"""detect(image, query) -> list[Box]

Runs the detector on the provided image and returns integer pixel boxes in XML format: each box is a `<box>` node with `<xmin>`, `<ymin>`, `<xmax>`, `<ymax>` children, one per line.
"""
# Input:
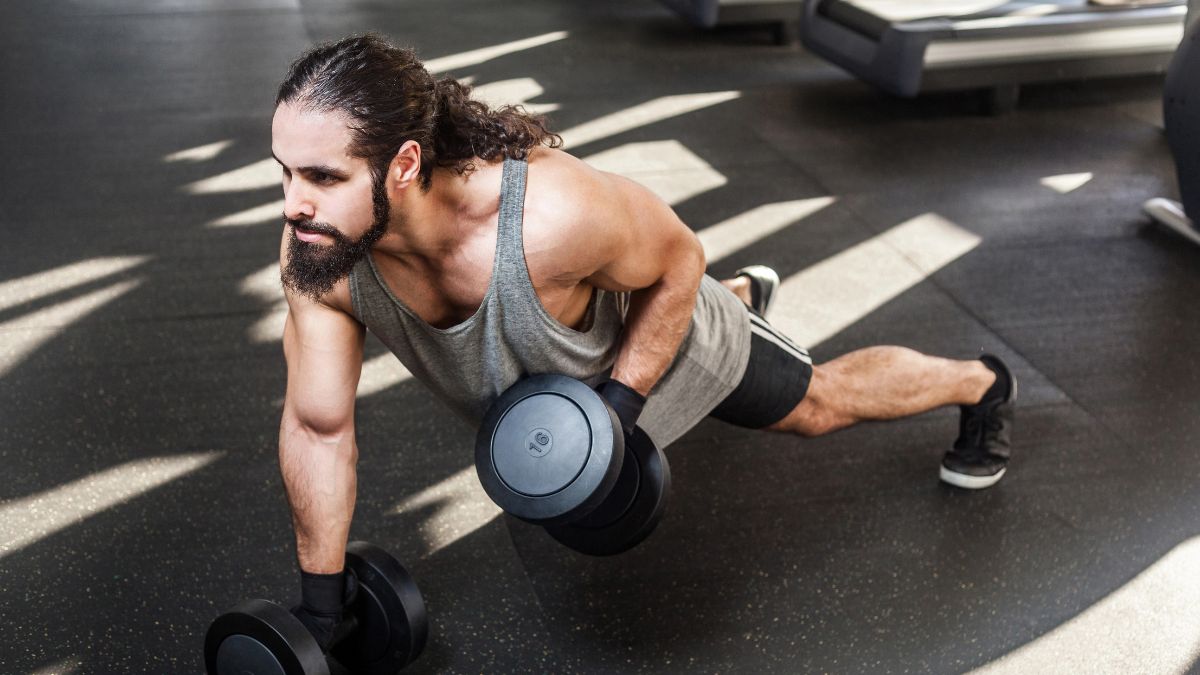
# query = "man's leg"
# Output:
<box><xmin>718</xmin><ymin>274</ymin><xmax>997</xmax><ymax>436</ymax></box>
<box><xmin>764</xmin><ymin>347</ymin><xmax>994</xmax><ymax>436</ymax></box>
<box><xmin>722</xmin><ymin>276</ymin><xmax>751</xmax><ymax>303</ymax></box>
<box><xmin>715</xmin><ymin>267</ymin><xmax>1015</xmax><ymax>488</ymax></box>
<box><xmin>721</xmin><ymin>267</ymin><xmax>781</xmax><ymax>317</ymax></box>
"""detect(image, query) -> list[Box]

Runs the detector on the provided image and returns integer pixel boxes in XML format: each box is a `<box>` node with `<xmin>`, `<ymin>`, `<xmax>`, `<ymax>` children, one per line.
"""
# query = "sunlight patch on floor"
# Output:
<box><xmin>0</xmin><ymin>256</ymin><xmax>148</xmax><ymax>314</ymax></box>
<box><xmin>390</xmin><ymin>465</ymin><xmax>501</xmax><ymax>558</ymax></box>
<box><xmin>770</xmin><ymin>213</ymin><xmax>981</xmax><ymax>347</ymax></box>
<box><xmin>425</xmin><ymin>31</ymin><xmax>569</xmax><ymax>73</ymax></box>
<box><xmin>0</xmin><ymin>279</ymin><xmax>143</xmax><ymax>378</ymax></box>
<box><xmin>1040</xmin><ymin>172</ymin><xmax>1093</xmax><ymax>194</ymax></box>
<box><xmin>699</xmin><ymin>197</ymin><xmax>837</xmax><ymax>264</ymax></box>
<box><xmin>164</xmin><ymin>139</ymin><xmax>234</xmax><ymax>163</ymax></box>
<box><xmin>971</xmin><ymin>535</ymin><xmax>1200</xmax><ymax>675</ymax></box>
<box><xmin>560</xmin><ymin>91</ymin><xmax>740</xmax><ymax>149</ymax></box>
<box><xmin>0</xmin><ymin>453</ymin><xmax>223</xmax><ymax>561</ymax></box>
<box><xmin>584</xmin><ymin>140</ymin><xmax>727</xmax><ymax>206</ymax></box>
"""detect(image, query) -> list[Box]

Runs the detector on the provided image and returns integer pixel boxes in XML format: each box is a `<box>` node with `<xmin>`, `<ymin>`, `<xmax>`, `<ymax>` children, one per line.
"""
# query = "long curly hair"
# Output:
<box><xmin>276</xmin><ymin>34</ymin><xmax>562</xmax><ymax>190</ymax></box>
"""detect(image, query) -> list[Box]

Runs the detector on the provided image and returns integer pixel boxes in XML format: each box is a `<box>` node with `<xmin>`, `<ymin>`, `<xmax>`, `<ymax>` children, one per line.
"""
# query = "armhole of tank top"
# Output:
<box><xmin>496</xmin><ymin>158</ymin><xmax>537</xmax><ymax>300</ymax></box>
<box><xmin>497</xmin><ymin>157</ymin><xmax>620</xmax><ymax>337</ymax></box>
<box><xmin>346</xmin><ymin>257</ymin><xmax>367</xmax><ymax>323</ymax></box>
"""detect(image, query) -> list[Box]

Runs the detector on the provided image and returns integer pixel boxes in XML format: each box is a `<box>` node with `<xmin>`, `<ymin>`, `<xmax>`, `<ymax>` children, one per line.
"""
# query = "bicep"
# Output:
<box><xmin>281</xmin><ymin>296</ymin><xmax>365</xmax><ymax>435</ymax></box>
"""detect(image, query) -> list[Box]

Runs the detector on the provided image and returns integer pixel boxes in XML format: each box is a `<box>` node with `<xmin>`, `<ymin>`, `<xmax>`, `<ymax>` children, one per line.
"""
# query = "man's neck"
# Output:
<box><xmin>374</xmin><ymin>166</ymin><xmax>479</xmax><ymax>263</ymax></box>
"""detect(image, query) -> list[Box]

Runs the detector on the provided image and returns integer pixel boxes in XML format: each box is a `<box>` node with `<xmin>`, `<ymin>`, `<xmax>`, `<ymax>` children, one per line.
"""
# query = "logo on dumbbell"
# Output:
<box><xmin>526</xmin><ymin>428</ymin><xmax>553</xmax><ymax>457</ymax></box>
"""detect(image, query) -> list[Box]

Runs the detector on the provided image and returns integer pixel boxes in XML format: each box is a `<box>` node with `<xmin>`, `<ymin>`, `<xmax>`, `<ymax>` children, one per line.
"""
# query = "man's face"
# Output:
<box><xmin>271</xmin><ymin>102</ymin><xmax>388</xmax><ymax>300</ymax></box>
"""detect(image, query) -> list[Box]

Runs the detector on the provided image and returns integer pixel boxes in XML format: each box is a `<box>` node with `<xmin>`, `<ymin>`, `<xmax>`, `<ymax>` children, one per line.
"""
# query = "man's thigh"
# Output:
<box><xmin>708</xmin><ymin>312</ymin><xmax>813</xmax><ymax>430</ymax></box>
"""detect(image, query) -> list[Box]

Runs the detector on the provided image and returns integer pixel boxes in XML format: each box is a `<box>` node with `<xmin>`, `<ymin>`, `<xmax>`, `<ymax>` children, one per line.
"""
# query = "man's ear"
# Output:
<box><xmin>388</xmin><ymin>140</ymin><xmax>422</xmax><ymax>192</ymax></box>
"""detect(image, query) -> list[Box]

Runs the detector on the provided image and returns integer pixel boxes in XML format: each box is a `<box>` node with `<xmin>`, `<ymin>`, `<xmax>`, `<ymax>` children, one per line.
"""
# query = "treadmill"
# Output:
<box><xmin>657</xmin><ymin>0</ymin><xmax>803</xmax><ymax>43</ymax></box>
<box><xmin>800</xmin><ymin>0</ymin><xmax>1187</xmax><ymax>111</ymax></box>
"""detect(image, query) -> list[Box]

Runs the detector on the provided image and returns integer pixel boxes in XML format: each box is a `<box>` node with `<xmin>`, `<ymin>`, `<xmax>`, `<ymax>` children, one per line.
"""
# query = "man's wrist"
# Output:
<box><xmin>597</xmin><ymin>378</ymin><xmax>647</xmax><ymax>437</ymax></box>
<box><xmin>299</xmin><ymin>569</ymin><xmax>346</xmax><ymax>615</ymax></box>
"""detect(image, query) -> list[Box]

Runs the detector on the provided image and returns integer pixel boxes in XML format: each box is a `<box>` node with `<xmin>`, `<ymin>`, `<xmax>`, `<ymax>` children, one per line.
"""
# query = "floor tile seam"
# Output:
<box><xmin>498</xmin><ymin>530</ymin><xmax>570</xmax><ymax>658</ymax></box>
<box><xmin>789</xmin><ymin>198</ymin><xmax>1157</xmax><ymax>249</ymax></box>
<box><xmin>105</xmin><ymin>307</ymin><xmax>284</xmax><ymax>324</ymax></box>
<box><xmin>1114</xmin><ymin>104</ymin><xmax>1165</xmax><ymax>129</ymax></box>
<box><xmin>543</xmin><ymin>79</ymin><xmax>807</xmax><ymax>105</ymax></box>
<box><xmin>747</xmin><ymin>125</ymin><xmax>878</xmax><ymax>243</ymax></box>
<box><xmin>0</xmin><ymin>310</ymin><xmax>284</xmax><ymax>336</ymax></box>
<box><xmin>577</xmin><ymin>153</ymin><xmax>787</xmax><ymax>175</ymax></box>
<box><xmin>748</xmin><ymin>120</ymin><xmax>841</xmax><ymax>193</ymax></box>
<box><xmin>295</xmin><ymin>0</ymin><xmax>318</xmax><ymax>53</ymax></box>
<box><xmin>0</xmin><ymin>349</ymin><xmax>288</xmax><ymax>373</ymax></box>
<box><xmin>824</xmin><ymin>195</ymin><xmax>1113</xmax><ymax>423</ymax></box>
<box><xmin>928</xmin><ymin>230</ymin><xmax>1154</xmax><ymax>251</ymax></box>
<box><xmin>915</xmin><ymin>269</ymin><xmax>1144</xmax><ymax>462</ymax></box>
<box><xmin>36</xmin><ymin>6</ymin><xmax>305</xmax><ymax>21</ymax></box>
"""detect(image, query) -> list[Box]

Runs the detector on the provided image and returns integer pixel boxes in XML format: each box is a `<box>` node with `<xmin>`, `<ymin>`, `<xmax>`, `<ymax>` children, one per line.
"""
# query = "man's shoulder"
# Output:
<box><xmin>525</xmin><ymin>146</ymin><xmax>600</xmax><ymax>188</ymax></box>
<box><xmin>319</xmin><ymin>277</ymin><xmax>357</xmax><ymax>316</ymax></box>
<box><xmin>523</xmin><ymin>147</ymin><xmax>613</xmax><ymax>231</ymax></box>
<box><xmin>296</xmin><ymin>266</ymin><xmax>356</xmax><ymax>318</ymax></box>
<box><xmin>520</xmin><ymin>148</ymin><xmax>637</xmax><ymax>285</ymax></box>
<box><xmin>282</xmin><ymin>275</ymin><xmax>358</xmax><ymax>323</ymax></box>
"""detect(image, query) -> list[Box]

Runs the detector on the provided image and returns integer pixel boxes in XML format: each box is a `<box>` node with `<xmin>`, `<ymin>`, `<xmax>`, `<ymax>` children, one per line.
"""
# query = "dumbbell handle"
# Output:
<box><xmin>291</xmin><ymin>603</ymin><xmax>361</xmax><ymax>655</ymax></box>
<box><xmin>324</xmin><ymin>611</ymin><xmax>359</xmax><ymax>653</ymax></box>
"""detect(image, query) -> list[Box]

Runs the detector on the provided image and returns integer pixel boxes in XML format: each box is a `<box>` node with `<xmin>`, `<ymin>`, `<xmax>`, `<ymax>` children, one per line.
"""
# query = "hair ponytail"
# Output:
<box><xmin>277</xmin><ymin>34</ymin><xmax>561</xmax><ymax>190</ymax></box>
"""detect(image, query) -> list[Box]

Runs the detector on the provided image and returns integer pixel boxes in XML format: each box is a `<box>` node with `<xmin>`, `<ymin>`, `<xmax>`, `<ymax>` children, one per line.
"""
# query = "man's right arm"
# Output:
<box><xmin>278</xmin><ymin>285</ymin><xmax>365</xmax><ymax>574</ymax></box>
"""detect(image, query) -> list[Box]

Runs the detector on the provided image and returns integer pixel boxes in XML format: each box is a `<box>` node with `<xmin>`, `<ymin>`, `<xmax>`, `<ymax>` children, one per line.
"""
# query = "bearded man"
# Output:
<box><xmin>270</xmin><ymin>35</ymin><xmax>1016</xmax><ymax>649</ymax></box>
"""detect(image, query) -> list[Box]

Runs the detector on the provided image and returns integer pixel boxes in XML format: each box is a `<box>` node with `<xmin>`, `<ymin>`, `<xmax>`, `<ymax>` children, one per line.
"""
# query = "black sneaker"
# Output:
<box><xmin>939</xmin><ymin>354</ymin><xmax>1016</xmax><ymax>489</ymax></box>
<box><xmin>735</xmin><ymin>265</ymin><xmax>780</xmax><ymax>317</ymax></box>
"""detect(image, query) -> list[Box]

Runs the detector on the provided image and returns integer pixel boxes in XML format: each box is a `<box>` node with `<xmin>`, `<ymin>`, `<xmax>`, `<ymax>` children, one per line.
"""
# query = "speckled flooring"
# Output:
<box><xmin>2</xmin><ymin>1</ymin><xmax>1200</xmax><ymax>673</ymax></box>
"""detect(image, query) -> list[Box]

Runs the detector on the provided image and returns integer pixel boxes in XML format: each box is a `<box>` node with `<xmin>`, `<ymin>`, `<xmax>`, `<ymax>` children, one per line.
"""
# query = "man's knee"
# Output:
<box><xmin>765</xmin><ymin>400</ymin><xmax>838</xmax><ymax>437</ymax></box>
<box><xmin>764</xmin><ymin>365</ymin><xmax>852</xmax><ymax>437</ymax></box>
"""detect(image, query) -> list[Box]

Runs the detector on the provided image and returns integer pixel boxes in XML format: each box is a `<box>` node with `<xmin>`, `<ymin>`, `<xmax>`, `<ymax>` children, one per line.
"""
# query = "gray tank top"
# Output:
<box><xmin>348</xmin><ymin>158</ymin><xmax>751</xmax><ymax>448</ymax></box>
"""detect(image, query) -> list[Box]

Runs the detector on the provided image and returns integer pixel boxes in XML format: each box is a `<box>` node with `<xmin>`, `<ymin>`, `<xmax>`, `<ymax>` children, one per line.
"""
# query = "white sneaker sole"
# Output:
<box><xmin>939</xmin><ymin>466</ymin><xmax>1006</xmax><ymax>489</ymax></box>
<box><xmin>1144</xmin><ymin>197</ymin><xmax>1200</xmax><ymax>246</ymax></box>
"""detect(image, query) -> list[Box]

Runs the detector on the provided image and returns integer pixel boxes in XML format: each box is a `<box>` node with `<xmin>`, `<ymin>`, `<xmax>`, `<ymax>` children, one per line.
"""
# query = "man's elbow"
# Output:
<box><xmin>670</xmin><ymin>229</ymin><xmax>706</xmax><ymax>285</ymax></box>
<box><xmin>280</xmin><ymin>406</ymin><xmax>356</xmax><ymax>455</ymax></box>
<box><xmin>687</xmin><ymin>229</ymin><xmax>706</xmax><ymax>272</ymax></box>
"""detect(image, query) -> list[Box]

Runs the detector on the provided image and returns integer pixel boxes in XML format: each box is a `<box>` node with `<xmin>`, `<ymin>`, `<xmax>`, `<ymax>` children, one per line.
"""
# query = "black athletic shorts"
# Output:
<box><xmin>708</xmin><ymin>308</ymin><xmax>814</xmax><ymax>429</ymax></box>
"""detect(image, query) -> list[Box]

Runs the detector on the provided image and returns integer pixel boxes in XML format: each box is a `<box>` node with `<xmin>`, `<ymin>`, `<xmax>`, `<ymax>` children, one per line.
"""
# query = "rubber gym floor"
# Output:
<box><xmin>3</xmin><ymin>0</ymin><xmax>1200</xmax><ymax>673</ymax></box>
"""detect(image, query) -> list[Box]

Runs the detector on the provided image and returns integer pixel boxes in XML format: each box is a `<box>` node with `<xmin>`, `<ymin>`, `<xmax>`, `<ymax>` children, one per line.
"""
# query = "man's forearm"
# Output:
<box><xmin>278</xmin><ymin>417</ymin><xmax>358</xmax><ymax>573</ymax></box>
<box><xmin>609</xmin><ymin>251</ymin><xmax>705</xmax><ymax>397</ymax></box>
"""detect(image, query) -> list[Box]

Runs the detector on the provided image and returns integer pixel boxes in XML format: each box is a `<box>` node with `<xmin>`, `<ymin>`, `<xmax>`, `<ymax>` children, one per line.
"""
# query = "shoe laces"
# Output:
<box><xmin>961</xmin><ymin>403</ymin><xmax>1003</xmax><ymax>447</ymax></box>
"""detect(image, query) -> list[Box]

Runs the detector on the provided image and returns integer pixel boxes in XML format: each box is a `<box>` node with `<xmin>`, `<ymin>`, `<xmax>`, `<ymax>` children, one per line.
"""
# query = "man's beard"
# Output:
<box><xmin>281</xmin><ymin>176</ymin><xmax>390</xmax><ymax>300</ymax></box>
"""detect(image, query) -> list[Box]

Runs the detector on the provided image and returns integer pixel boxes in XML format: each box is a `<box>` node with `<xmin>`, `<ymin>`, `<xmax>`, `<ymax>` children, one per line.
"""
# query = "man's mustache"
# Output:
<box><xmin>284</xmin><ymin>217</ymin><xmax>342</xmax><ymax>238</ymax></box>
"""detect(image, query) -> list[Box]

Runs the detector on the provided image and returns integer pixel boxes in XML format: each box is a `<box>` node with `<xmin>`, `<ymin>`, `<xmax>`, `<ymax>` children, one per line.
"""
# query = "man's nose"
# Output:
<box><xmin>283</xmin><ymin>180</ymin><xmax>315</xmax><ymax>221</ymax></box>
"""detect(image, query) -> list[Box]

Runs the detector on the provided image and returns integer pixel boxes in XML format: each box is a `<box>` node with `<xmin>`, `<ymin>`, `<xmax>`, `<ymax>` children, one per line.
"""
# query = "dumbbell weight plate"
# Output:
<box><xmin>333</xmin><ymin>541</ymin><xmax>428</xmax><ymax>674</ymax></box>
<box><xmin>475</xmin><ymin>374</ymin><xmax>624</xmax><ymax>524</ymax></box>
<box><xmin>205</xmin><ymin>598</ymin><xmax>328</xmax><ymax>675</ymax></box>
<box><xmin>544</xmin><ymin>427</ymin><xmax>671</xmax><ymax>556</ymax></box>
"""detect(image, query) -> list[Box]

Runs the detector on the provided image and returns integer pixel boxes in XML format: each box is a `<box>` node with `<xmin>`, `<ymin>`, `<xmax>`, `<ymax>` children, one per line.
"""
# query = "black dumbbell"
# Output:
<box><xmin>474</xmin><ymin>374</ymin><xmax>671</xmax><ymax>556</ymax></box>
<box><xmin>204</xmin><ymin>541</ymin><xmax>427</xmax><ymax>675</ymax></box>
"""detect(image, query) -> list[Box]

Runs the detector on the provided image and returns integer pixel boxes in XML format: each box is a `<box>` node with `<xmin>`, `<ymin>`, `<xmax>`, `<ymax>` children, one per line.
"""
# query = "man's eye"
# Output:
<box><xmin>312</xmin><ymin>172</ymin><xmax>336</xmax><ymax>184</ymax></box>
